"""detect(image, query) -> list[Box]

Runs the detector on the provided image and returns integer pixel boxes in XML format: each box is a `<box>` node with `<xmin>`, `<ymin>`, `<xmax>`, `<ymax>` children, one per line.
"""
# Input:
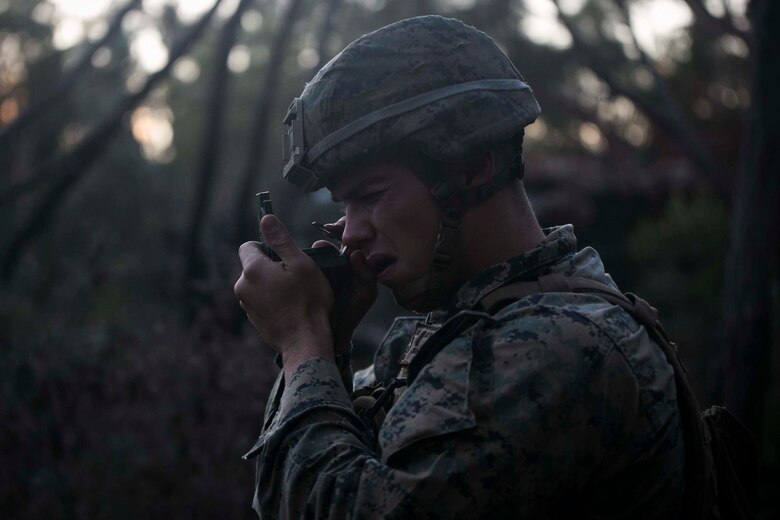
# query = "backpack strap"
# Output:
<box><xmin>480</xmin><ymin>272</ymin><xmax>657</xmax><ymax>328</ymax></box>
<box><xmin>477</xmin><ymin>272</ymin><xmax>717</xmax><ymax>519</ymax></box>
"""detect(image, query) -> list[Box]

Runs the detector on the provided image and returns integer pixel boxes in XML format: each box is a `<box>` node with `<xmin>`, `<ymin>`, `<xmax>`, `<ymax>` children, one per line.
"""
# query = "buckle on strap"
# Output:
<box><xmin>431</xmin><ymin>179</ymin><xmax>459</xmax><ymax>205</ymax></box>
<box><xmin>432</xmin><ymin>214</ymin><xmax>460</xmax><ymax>268</ymax></box>
<box><xmin>285</xmin><ymin>162</ymin><xmax>321</xmax><ymax>192</ymax></box>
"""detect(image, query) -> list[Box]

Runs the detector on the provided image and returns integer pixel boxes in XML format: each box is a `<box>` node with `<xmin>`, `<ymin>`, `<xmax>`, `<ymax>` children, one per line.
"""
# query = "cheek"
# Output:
<box><xmin>388</xmin><ymin>194</ymin><xmax>440</xmax><ymax>263</ymax></box>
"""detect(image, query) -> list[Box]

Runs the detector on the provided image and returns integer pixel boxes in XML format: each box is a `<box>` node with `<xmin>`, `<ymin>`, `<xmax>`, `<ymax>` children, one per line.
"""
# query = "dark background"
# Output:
<box><xmin>0</xmin><ymin>0</ymin><xmax>777</xmax><ymax>517</ymax></box>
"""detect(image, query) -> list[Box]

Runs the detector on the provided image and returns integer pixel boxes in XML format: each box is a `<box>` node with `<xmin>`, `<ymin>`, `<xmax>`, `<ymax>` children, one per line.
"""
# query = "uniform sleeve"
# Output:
<box><xmin>244</xmin><ymin>352</ymin><xmax>353</xmax><ymax>459</ymax></box>
<box><xmin>249</xmin><ymin>354</ymin><xmax>505</xmax><ymax>519</ymax></box>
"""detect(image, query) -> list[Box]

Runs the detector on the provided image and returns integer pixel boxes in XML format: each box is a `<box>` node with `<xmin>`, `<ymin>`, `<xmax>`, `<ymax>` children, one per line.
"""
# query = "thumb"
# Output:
<box><xmin>261</xmin><ymin>215</ymin><xmax>302</xmax><ymax>262</ymax></box>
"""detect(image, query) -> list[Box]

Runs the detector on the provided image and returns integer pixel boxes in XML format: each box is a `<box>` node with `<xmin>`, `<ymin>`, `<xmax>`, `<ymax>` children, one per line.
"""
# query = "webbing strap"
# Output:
<box><xmin>429</xmin><ymin>155</ymin><xmax>523</xmax><ymax>212</ymax></box>
<box><xmin>306</xmin><ymin>79</ymin><xmax>531</xmax><ymax>164</ymax></box>
<box><xmin>479</xmin><ymin>273</ymin><xmax>659</xmax><ymax>324</ymax></box>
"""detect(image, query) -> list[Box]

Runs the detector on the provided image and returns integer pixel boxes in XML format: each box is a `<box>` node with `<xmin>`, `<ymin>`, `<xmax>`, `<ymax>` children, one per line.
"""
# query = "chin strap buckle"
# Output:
<box><xmin>432</xmin><ymin>213</ymin><xmax>460</xmax><ymax>269</ymax></box>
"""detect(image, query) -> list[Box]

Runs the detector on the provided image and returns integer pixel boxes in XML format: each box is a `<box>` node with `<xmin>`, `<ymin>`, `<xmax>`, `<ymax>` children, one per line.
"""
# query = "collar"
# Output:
<box><xmin>430</xmin><ymin>224</ymin><xmax>578</xmax><ymax>322</ymax></box>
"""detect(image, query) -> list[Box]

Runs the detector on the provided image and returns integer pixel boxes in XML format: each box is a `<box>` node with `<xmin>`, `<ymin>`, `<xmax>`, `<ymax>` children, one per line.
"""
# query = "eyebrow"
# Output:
<box><xmin>330</xmin><ymin>173</ymin><xmax>386</xmax><ymax>203</ymax></box>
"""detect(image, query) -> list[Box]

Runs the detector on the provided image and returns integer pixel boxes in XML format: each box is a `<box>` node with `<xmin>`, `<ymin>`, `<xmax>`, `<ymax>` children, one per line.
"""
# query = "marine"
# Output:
<box><xmin>234</xmin><ymin>15</ymin><xmax>685</xmax><ymax>519</ymax></box>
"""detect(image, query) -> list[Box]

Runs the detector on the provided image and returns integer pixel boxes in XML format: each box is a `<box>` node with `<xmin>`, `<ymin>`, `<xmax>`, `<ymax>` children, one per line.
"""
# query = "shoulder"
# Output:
<box><xmin>488</xmin><ymin>291</ymin><xmax>642</xmax><ymax>347</ymax></box>
<box><xmin>477</xmin><ymin>292</ymin><xmax>631</xmax><ymax>384</ymax></box>
<box><xmin>476</xmin><ymin>291</ymin><xmax>679</xmax><ymax>436</ymax></box>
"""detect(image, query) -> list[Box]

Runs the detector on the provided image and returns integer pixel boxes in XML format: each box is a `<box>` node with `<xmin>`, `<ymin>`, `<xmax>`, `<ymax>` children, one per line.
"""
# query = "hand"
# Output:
<box><xmin>314</xmin><ymin>217</ymin><xmax>378</xmax><ymax>354</ymax></box>
<box><xmin>235</xmin><ymin>215</ymin><xmax>334</xmax><ymax>373</ymax></box>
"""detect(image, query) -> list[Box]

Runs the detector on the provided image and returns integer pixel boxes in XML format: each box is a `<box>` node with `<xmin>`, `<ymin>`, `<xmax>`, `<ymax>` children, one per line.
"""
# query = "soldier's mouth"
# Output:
<box><xmin>366</xmin><ymin>255</ymin><xmax>396</xmax><ymax>281</ymax></box>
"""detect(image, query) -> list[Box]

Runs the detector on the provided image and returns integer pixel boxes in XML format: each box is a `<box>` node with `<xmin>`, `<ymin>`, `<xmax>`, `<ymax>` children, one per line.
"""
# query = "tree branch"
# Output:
<box><xmin>0</xmin><ymin>0</ymin><xmax>142</xmax><ymax>147</ymax></box>
<box><xmin>682</xmin><ymin>0</ymin><xmax>753</xmax><ymax>52</ymax></box>
<box><xmin>551</xmin><ymin>0</ymin><xmax>720</xmax><ymax>179</ymax></box>
<box><xmin>1</xmin><ymin>0</ymin><xmax>224</xmax><ymax>280</ymax></box>
<box><xmin>613</xmin><ymin>0</ymin><xmax>719</xmax><ymax>172</ymax></box>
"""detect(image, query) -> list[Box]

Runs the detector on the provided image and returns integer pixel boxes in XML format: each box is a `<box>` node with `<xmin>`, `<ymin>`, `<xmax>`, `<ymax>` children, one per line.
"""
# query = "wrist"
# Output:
<box><xmin>282</xmin><ymin>346</ymin><xmax>333</xmax><ymax>371</ymax></box>
<box><xmin>279</xmin><ymin>316</ymin><xmax>334</xmax><ymax>377</ymax></box>
<box><xmin>278</xmin><ymin>311</ymin><xmax>332</xmax><ymax>352</ymax></box>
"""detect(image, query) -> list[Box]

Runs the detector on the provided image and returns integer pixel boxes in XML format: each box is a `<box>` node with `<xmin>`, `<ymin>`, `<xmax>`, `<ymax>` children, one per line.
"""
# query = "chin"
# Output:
<box><xmin>390</xmin><ymin>283</ymin><xmax>446</xmax><ymax>313</ymax></box>
<box><xmin>390</xmin><ymin>265</ymin><xmax>465</xmax><ymax>313</ymax></box>
<box><xmin>391</xmin><ymin>289</ymin><xmax>425</xmax><ymax>312</ymax></box>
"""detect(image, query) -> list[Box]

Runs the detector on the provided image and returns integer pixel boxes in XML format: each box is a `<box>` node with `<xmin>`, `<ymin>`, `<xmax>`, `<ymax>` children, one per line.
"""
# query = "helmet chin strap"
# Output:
<box><xmin>392</xmin><ymin>213</ymin><xmax>463</xmax><ymax>312</ymax></box>
<box><xmin>394</xmin><ymin>145</ymin><xmax>524</xmax><ymax>313</ymax></box>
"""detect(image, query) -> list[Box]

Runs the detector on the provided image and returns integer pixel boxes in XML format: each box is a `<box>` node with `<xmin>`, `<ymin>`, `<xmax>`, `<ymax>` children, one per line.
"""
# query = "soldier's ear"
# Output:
<box><xmin>447</xmin><ymin>152</ymin><xmax>495</xmax><ymax>189</ymax></box>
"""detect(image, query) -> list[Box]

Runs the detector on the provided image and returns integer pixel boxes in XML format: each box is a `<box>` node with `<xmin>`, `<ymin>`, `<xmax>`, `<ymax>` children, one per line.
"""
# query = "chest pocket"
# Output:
<box><xmin>378</xmin><ymin>334</ymin><xmax>477</xmax><ymax>462</ymax></box>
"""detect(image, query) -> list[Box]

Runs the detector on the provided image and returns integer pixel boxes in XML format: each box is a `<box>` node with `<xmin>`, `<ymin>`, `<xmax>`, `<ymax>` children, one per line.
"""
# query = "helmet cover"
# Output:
<box><xmin>282</xmin><ymin>15</ymin><xmax>541</xmax><ymax>191</ymax></box>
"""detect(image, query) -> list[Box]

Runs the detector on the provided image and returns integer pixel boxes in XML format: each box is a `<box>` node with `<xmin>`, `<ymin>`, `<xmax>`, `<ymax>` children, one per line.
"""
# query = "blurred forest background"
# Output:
<box><xmin>0</xmin><ymin>0</ymin><xmax>777</xmax><ymax>517</ymax></box>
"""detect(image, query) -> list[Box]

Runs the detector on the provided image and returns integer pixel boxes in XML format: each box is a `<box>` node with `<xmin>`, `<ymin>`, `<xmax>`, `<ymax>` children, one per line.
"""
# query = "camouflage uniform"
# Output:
<box><xmin>244</xmin><ymin>225</ymin><xmax>685</xmax><ymax>518</ymax></box>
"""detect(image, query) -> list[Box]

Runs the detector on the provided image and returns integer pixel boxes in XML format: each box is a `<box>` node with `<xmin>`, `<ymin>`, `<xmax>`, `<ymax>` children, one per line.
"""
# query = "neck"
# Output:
<box><xmin>459</xmin><ymin>181</ymin><xmax>545</xmax><ymax>276</ymax></box>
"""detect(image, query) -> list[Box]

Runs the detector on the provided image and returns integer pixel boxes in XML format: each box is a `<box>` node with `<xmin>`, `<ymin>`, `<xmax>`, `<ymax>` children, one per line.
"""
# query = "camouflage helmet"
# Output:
<box><xmin>282</xmin><ymin>15</ymin><xmax>541</xmax><ymax>192</ymax></box>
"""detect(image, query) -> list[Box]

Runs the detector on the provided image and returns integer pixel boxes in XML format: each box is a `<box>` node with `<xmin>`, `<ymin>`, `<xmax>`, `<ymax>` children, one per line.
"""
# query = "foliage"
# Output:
<box><xmin>628</xmin><ymin>193</ymin><xmax>730</xmax><ymax>397</ymax></box>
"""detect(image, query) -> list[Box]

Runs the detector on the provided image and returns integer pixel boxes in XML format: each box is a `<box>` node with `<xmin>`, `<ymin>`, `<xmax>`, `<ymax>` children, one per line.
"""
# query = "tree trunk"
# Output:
<box><xmin>184</xmin><ymin>0</ymin><xmax>255</xmax><ymax>298</ymax></box>
<box><xmin>723</xmin><ymin>0</ymin><xmax>779</xmax><ymax>438</ymax></box>
<box><xmin>232</xmin><ymin>0</ymin><xmax>307</xmax><ymax>244</ymax></box>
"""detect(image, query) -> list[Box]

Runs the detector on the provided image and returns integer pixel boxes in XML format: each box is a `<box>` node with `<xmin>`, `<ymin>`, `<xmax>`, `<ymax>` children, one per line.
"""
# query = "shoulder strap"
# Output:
<box><xmin>407</xmin><ymin>310</ymin><xmax>494</xmax><ymax>383</ymax></box>
<box><xmin>477</xmin><ymin>272</ymin><xmax>717</xmax><ymax>519</ymax></box>
<box><xmin>481</xmin><ymin>273</ymin><xmax>662</xmax><ymax>330</ymax></box>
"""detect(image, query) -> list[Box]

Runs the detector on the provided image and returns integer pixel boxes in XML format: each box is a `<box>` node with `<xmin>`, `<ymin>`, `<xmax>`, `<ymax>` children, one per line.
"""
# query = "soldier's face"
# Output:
<box><xmin>328</xmin><ymin>158</ymin><xmax>442</xmax><ymax>291</ymax></box>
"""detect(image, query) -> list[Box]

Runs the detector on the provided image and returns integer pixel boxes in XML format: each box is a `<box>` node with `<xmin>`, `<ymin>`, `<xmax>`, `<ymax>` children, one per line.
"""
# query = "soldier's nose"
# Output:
<box><xmin>341</xmin><ymin>213</ymin><xmax>374</xmax><ymax>250</ymax></box>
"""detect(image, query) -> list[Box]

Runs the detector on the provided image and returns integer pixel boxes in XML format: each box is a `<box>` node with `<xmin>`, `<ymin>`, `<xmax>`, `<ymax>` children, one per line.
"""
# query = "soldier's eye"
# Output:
<box><xmin>361</xmin><ymin>190</ymin><xmax>385</xmax><ymax>204</ymax></box>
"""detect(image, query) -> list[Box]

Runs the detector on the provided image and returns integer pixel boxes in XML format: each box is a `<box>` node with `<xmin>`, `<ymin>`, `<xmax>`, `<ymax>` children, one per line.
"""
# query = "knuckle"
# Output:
<box><xmin>241</xmin><ymin>260</ymin><xmax>265</xmax><ymax>283</ymax></box>
<box><xmin>234</xmin><ymin>276</ymin><xmax>247</xmax><ymax>298</ymax></box>
<box><xmin>238</xmin><ymin>241</ymin><xmax>258</xmax><ymax>260</ymax></box>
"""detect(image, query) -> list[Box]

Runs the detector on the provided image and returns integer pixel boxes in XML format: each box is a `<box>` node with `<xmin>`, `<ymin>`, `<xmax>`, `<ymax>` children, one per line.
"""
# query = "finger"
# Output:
<box><xmin>260</xmin><ymin>215</ymin><xmax>303</xmax><ymax>262</ymax></box>
<box><xmin>323</xmin><ymin>217</ymin><xmax>346</xmax><ymax>237</ymax></box>
<box><xmin>234</xmin><ymin>275</ymin><xmax>244</xmax><ymax>299</ymax></box>
<box><xmin>238</xmin><ymin>241</ymin><xmax>266</xmax><ymax>269</ymax></box>
<box><xmin>234</xmin><ymin>273</ymin><xmax>252</xmax><ymax>302</ymax></box>
<box><xmin>325</xmin><ymin>216</ymin><xmax>346</xmax><ymax>227</ymax></box>
<box><xmin>311</xmin><ymin>239</ymin><xmax>339</xmax><ymax>249</ymax></box>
